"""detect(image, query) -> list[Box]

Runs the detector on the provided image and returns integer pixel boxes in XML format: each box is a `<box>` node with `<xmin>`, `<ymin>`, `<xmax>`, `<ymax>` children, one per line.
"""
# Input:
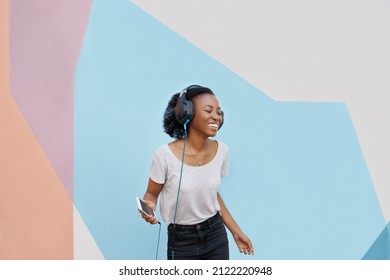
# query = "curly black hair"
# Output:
<box><xmin>163</xmin><ymin>86</ymin><xmax>214</xmax><ymax>139</ymax></box>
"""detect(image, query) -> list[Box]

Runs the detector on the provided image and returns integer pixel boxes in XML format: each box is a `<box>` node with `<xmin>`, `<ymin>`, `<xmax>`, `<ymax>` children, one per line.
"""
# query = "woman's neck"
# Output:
<box><xmin>186</xmin><ymin>132</ymin><xmax>210</xmax><ymax>153</ymax></box>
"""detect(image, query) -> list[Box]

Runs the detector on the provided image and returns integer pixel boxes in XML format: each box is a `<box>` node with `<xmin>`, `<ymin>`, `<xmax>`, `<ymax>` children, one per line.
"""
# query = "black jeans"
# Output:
<box><xmin>167</xmin><ymin>212</ymin><xmax>229</xmax><ymax>260</ymax></box>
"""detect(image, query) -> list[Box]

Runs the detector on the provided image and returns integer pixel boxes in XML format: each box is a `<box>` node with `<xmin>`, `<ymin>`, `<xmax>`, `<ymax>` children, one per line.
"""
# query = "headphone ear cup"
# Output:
<box><xmin>218</xmin><ymin>111</ymin><xmax>224</xmax><ymax>130</ymax></box>
<box><xmin>175</xmin><ymin>94</ymin><xmax>195</xmax><ymax>125</ymax></box>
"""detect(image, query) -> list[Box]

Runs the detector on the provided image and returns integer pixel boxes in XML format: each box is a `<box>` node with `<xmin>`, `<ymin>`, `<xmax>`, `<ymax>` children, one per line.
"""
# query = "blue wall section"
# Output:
<box><xmin>74</xmin><ymin>0</ymin><xmax>385</xmax><ymax>259</ymax></box>
<box><xmin>363</xmin><ymin>222</ymin><xmax>390</xmax><ymax>260</ymax></box>
<box><xmin>221</xmin><ymin>102</ymin><xmax>384</xmax><ymax>259</ymax></box>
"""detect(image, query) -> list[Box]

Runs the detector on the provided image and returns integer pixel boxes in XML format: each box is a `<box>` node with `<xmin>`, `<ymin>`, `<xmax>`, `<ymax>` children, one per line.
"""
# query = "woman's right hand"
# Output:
<box><xmin>140</xmin><ymin>178</ymin><xmax>163</xmax><ymax>225</ymax></box>
<box><xmin>138</xmin><ymin>200</ymin><xmax>159</xmax><ymax>225</ymax></box>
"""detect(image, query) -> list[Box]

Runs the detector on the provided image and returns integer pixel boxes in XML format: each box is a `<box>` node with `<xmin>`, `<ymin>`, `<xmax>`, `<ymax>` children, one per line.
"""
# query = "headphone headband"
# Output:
<box><xmin>185</xmin><ymin>85</ymin><xmax>213</xmax><ymax>99</ymax></box>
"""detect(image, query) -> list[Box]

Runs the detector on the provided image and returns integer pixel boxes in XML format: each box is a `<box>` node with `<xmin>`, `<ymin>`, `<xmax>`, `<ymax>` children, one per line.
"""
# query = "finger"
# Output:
<box><xmin>149</xmin><ymin>216</ymin><xmax>158</xmax><ymax>225</ymax></box>
<box><xmin>239</xmin><ymin>246</ymin><xmax>254</xmax><ymax>255</ymax></box>
<box><xmin>239</xmin><ymin>247</ymin><xmax>247</xmax><ymax>254</ymax></box>
<box><xmin>138</xmin><ymin>210</ymin><xmax>154</xmax><ymax>222</ymax></box>
<box><xmin>249</xmin><ymin>247</ymin><xmax>254</xmax><ymax>256</ymax></box>
<box><xmin>246</xmin><ymin>239</ymin><xmax>253</xmax><ymax>249</ymax></box>
<box><xmin>244</xmin><ymin>240</ymin><xmax>254</xmax><ymax>255</ymax></box>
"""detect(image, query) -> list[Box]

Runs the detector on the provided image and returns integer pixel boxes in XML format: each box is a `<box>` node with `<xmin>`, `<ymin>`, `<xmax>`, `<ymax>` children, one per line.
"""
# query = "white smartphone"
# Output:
<box><xmin>136</xmin><ymin>197</ymin><xmax>156</xmax><ymax>217</ymax></box>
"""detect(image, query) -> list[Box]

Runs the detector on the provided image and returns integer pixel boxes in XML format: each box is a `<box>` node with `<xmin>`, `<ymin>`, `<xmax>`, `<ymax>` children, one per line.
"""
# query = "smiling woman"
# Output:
<box><xmin>138</xmin><ymin>85</ymin><xmax>254</xmax><ymax>260</ymax></box>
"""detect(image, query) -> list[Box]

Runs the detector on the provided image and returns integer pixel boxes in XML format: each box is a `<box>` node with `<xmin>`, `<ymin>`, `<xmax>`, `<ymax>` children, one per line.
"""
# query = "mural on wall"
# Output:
<box><xmin>1</xmin><ymin>0</ymin><xmax>389</xmax><ymax>260</ymax></box>
<box><xmin>0</xmin><ymin>0</ymin><xmax>93</xmax><ymax>259</ymax></box>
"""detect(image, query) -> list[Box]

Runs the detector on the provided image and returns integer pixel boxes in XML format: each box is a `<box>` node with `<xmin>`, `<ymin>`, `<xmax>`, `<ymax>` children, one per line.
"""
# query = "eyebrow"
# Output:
<box><xmin>203</xmin><ymin>104</ymin><xmax>221</xmax><ymax>110</ymax></box>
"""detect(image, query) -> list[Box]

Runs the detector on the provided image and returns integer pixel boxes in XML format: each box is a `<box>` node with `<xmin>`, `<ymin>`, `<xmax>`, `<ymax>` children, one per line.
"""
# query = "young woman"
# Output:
<box><xmin>139</xmin><ymin>85</ymin><xmax>254</xmax><ymax>260</ymax></box>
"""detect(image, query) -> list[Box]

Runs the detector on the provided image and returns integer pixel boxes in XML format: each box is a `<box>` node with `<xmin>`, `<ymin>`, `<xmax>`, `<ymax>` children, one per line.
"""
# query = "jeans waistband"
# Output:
<box><xmin>168</xmin><ymin>212</ymin><xmax>221</xmax><ymax>231</ymax></box>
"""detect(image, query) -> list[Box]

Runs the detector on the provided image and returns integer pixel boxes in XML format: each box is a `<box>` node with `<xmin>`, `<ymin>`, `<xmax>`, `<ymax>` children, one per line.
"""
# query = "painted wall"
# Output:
<box><xmin>1</xmin><ymin>0</ymin><xmax>389</xmax><ymax>260</ymax></box>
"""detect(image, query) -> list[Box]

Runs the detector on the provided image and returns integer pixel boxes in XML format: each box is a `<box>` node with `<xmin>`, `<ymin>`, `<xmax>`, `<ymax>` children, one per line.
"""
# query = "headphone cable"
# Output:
<box><xmin>173</xmin><ymin>121</ymin><xmax>188</xmax><ymax>224</ymax></box>
<box><xmin>155</xmin><ymin>221</ymin><xmax>161</xmax><ymax>260</ymax></box>
<box><xmin>171</xmin><ymin>120</ymin><xmax>189</xmax><ymax>260</ymax></box>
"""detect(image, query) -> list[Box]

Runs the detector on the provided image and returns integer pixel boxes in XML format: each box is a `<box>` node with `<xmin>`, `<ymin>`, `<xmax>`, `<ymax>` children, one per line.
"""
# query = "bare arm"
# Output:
<box><xmin>139</xmin><ymin>178</ymin><xmax>163</xmax><ymax>224</ymax></box>
<box><xmin>218</xmin><ymin>192</ymin><xmax>254</xmax><ymax>255</ymax></box>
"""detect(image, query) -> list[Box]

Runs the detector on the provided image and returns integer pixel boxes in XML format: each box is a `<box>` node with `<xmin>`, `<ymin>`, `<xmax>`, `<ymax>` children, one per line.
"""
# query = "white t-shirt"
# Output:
<box><xmin>149</xmin><ymin>140</ymin><xmax>229</xmax><ymax>225</ymax></box>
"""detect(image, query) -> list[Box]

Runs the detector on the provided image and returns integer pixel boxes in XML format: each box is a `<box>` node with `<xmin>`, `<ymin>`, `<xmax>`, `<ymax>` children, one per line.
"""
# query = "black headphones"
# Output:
<box><xmin>174</xmin><ymin>85</ymin><xmax>224</xmax><ymax>129</ymax></box>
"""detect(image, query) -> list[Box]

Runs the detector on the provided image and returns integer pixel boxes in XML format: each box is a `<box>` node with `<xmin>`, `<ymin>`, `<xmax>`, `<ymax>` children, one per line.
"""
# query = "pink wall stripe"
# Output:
<box><xmin>9</xmin><ymin>0</ymin><xmax>93</xmax><ymax>197</ymax></box>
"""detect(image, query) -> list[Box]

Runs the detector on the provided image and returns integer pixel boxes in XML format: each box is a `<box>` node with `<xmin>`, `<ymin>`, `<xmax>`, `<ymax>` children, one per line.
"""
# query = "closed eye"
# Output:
<box><xmin>203</xmin><ymin>105</ymin><xmax>221</xmax><ymax>113</ymax></box>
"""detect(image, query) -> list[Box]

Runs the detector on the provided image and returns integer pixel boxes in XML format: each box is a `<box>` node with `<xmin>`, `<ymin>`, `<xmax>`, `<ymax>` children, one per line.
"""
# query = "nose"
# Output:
<box><xmin>211</xmin><ymin>112</ymin><xmax>222</xmax><ymax>127</ymax></box>
<box><xmin>211</xmin><ymin>111</ymin><xmax>220</xmax><ymax>120</ymax></box>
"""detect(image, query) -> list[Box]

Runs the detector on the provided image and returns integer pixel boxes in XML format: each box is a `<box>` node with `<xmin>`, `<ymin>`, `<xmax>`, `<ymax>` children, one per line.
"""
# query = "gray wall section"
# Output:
<box><xmin>132</xmin><ymin>0</ymin><xmax>390</xmax><ymax>222</ymax></box>
<box><xmin>74</xmin><ymin>206</ymin><xmax>105</xmax><ymax>259</ymax></box>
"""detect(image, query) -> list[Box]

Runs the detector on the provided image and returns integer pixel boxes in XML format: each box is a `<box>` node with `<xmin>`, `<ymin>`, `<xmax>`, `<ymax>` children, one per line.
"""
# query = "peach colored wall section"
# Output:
<box><xmin>0</xmin><ymin>0</ymin><xmax>73</xmax><ymax>259</ymax></box>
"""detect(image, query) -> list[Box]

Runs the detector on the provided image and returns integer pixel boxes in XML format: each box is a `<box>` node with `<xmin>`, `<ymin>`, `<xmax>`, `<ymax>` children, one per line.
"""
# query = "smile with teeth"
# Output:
<box><xmin>209</xmin><ymin>123</ymin><xmax>218</xmax><ymax>129</ymax></box>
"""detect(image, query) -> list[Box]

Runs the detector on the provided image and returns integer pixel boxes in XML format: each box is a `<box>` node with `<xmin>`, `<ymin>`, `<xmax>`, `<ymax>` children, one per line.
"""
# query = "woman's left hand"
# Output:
<box><xmin>233</xmin><ymin>232</ymin><xmax>254</xmax><ymax>256</ymax></box>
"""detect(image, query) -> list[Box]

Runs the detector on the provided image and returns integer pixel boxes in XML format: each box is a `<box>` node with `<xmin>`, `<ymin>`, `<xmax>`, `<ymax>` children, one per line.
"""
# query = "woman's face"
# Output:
<box><xmin>190</xmin><ymin>93</ymin><xmax>223</xmax><ymax>138</ymax></box>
